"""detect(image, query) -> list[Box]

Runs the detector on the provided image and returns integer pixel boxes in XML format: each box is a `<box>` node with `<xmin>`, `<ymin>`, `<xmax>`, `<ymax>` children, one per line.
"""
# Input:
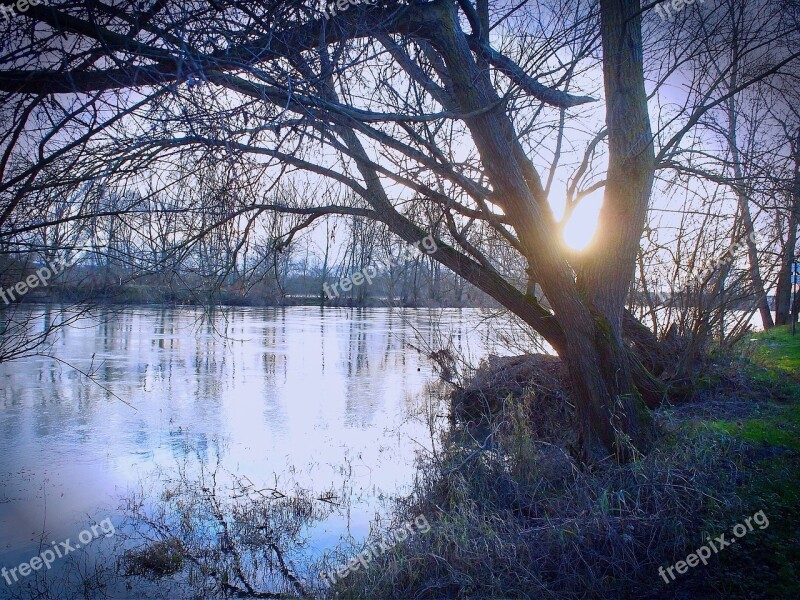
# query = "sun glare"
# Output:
<box><xmin>562</xmin><ymin>191</ymin><xmax>603</xmax><ymax>251</ymax></box>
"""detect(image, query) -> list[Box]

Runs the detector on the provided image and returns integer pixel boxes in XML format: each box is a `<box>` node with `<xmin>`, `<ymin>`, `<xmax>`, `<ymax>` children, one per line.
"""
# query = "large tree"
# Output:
<box><xmin>0</xmin><ymin>0</ymin><xmax>796</xmax><ymax>461</ymax></box>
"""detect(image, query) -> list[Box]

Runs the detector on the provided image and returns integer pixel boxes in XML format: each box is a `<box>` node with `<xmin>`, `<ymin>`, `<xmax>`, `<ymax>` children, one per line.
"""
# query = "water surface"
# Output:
<box><xmin>0</xmin><ymin>306</ymin><xmax>500</xmax><ymax>589</ymax></box>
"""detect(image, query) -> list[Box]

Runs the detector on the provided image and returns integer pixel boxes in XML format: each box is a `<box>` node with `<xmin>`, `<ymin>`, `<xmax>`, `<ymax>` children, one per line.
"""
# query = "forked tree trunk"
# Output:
<box><xmin>325</xmin><ymin>0</ymin><xmax>658</xmax><ymax>462</ymax></box>
<box><xmin>557</xmin><ymin>0</ymin><xmax>657</xmax><ymax>462</ymax></box>
<box><xmin>412</xmin><ymin>0</ymin><xmax>656</xmax><ymax>462</ymax></box>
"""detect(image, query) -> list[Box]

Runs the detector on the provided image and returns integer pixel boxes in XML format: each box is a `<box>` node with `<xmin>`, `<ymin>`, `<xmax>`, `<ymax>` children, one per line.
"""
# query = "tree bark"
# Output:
<box><xmin>564</xmin><ymin>0</ymin><xmax>658</xmax><ymax>460</ymax></box>
<box><xmin>725</xmin><ymin>35</ymin><xmax>774</xmax><ymax>329</ymax></box>
<box><xmin>776</xmin><ymin>129</ymin><xmax>800</xmax><ymax>326</ymax></box>
<box><xmin>413</xmin><ymin>0</ymin><xmax>655</xmax><ymax>462</ymax></box>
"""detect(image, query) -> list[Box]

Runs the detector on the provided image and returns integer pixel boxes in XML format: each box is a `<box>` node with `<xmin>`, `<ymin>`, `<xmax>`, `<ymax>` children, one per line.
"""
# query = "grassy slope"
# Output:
<box><xmin>328</xmin><ymin>327</ymin><xmax>800</xmax><ymax>599</ymax></box>
<box><xmin>702</xmin><ymin>326</ymin><xmax>800</xmax><ymax>598</ymax></box>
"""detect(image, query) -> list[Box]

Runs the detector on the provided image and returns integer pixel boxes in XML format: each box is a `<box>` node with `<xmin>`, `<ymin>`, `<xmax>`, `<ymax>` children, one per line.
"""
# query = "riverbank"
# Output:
<box><xmin>329</xmin><ymin>326</ymin><xmax>800</xmax><ymax>598</ymax></box>
<box><xmin>0</xmin><ymin>285</ymin><xmax>492</xmax><ymax>309</ymax></box>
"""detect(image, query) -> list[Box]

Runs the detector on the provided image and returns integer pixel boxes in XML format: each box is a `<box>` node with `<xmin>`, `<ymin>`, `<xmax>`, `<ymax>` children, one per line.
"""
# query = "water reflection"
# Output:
<box><xmin>0</xmin><ymin>306</ymin><xmax>500</xmax><ymax>575</ymax></box>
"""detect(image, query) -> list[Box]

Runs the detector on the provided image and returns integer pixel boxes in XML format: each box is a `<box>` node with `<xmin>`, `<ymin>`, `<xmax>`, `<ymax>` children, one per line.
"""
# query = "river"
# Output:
<box><xmin>0</xmin><ymin>305</ymin><xmax>507</xmax><ymax>596</ymax></box>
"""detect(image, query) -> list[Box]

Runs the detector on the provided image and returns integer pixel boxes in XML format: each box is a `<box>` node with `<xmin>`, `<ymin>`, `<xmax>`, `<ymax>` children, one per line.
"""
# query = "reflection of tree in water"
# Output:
<box><xmin>340</xmin><ymin>310</ymin><xmax>435</xmax><ymax>428</ymax></box>
<box><xmin>119</xmin><ymin>451</ymin><xmax>342</xmax><ymax>599</ymax></box>
<box><xmin>345</xmin><ymin>314</ymin><xmax>371</xmax><ymax>378</ymax></box>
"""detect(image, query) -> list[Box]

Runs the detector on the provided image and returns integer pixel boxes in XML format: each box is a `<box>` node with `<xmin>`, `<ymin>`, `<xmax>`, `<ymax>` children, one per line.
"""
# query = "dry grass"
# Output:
<box><xmin>330</xmin><ymin>392</ymin><xmax>755</xmax><ymax>599</ymax></box>
<box><xmin>124</xmin><ymin>537</ymin><xmax>185</xmax><ymax>578</ymax></box>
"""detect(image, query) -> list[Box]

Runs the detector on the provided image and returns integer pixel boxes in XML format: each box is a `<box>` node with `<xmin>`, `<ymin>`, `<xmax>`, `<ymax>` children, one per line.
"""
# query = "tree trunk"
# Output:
<box><xmin>776</xmin><ymin>129</ymin><xmax>800</xmax><ymax>326</ymax></box>
<box><xmin>726</xmin><ymin>38</ymin><xmax>773</xmax><ymax>328</ymax></box>
<box><xmin>775</xmin><ymin>212</ymin><xmax>798</xmax><ymax>326</ymax></box>
<box><xmin>735</xmin><ymin>189</ymin><xmax>773</xmax><ymax>328</ymax></box>
<box><xmin>316</xmin><ymin>0</ymin><xmax>658</xmax><ymax>462</ymax></box>
<box><xmin>320</xmin><ymin>219</ymin><xmax>331</xmax><ymax>306</ymax></box>
<box><xmin>564</xmin><ymin>0</ymin><xmax>658</xmax><ymax>462</ymax></box>
<box><xmin>415</xmin><ymin>0</ymin><xmax>655</xmax><ymax>462</ymax></box>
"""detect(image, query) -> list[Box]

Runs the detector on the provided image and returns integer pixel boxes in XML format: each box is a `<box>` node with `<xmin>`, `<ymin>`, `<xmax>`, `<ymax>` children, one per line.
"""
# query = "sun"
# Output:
<box><xmin>562</xmin><ymin>191</ymin><xmax>603</xmax><ymax>251</ymax></box>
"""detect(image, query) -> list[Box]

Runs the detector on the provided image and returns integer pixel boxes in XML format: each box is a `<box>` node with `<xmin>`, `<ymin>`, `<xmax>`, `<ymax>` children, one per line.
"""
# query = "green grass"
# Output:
<box><xmin>746</xmin><ymin>324</ymin><xmax>800</xmax><ymax>378</ymax></box>
<box><xmin>709</xmin><ymin>326</ymin><xmax>800</xmax><ymax>449</ymax></box>
<box><xmin>699</xmin><ymin>325</ymin><xmax>800</xmax><ymax>597</ymax></box>
<box><xmin>708</xmin><ymin>402</ymin><xmax>800</xmax><ymax>451</ymax></box>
